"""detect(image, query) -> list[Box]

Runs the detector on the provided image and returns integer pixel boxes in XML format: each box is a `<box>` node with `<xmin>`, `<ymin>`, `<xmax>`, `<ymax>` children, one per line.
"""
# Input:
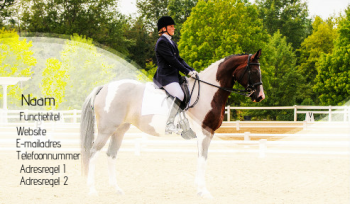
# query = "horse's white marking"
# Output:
<box><xmin>259</xmin><ymin>85</ymin><xmax>265</xmax><ymax>100</ymax></box>
<box><xmin>195</xmin><ymin>156</ymin><xmax>207</xmax><ymax>186</ymax></box>
<box><xmin>186</xmin><ymin>59</ymin><xmax>225</xmax><ymax>125</ymax></box>
<box><xmin>87</xmin><ymin>151</ymin><xmax>99</xmax><ymax>195</ymax></box>
<box><xmin>200</xmin><ymin>59</ymin><xmax>224</xmax><ymax>87</ymax></box>
<box><xmin>149</xmin><ymin>114</ymin><xmax>168</xmax><ymax>136</ymax></box>
<box><xmin>104</xmin><ymin>80</ymin><xmax>141</xmax><ymax>113</ymax></box>
<box><xmin>194</xmin><ymin>129</ymin><xmax>213</xmax><ymax>198</ymax></box>
<box><xmin>108</xmin><ymin>156</ymin><xmax>117</xmax><ymax>185</ymax></box>
<box><xmin>108</xmin><ymin>156</ymin><xmax>124</xmax><ymax>194</ymax></box>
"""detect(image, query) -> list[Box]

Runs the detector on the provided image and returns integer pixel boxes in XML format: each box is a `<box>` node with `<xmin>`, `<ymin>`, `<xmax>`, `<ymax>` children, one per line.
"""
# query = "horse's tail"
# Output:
<box><xmin>80</xmin><ymin>86</ymin><xmax>103</xmax><ymax>177</ymax></box>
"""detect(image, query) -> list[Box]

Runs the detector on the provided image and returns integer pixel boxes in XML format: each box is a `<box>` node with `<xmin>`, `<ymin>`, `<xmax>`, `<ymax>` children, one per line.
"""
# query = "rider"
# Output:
<box><xmin>153</xmin><ymin>16</ymin><xmax>198</xmax><ymax>134</ymax></box>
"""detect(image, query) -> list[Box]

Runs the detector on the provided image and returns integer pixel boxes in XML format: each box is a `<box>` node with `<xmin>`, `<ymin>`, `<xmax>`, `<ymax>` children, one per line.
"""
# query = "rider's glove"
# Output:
<box><xmin>188</xmin><ymin>71</ymin><xmax>198</xmax><ymax>78</ymax></box>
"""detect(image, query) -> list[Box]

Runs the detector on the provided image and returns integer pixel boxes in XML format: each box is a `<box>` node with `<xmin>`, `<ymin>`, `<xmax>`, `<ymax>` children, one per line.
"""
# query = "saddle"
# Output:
<box><xmin>154</xmin><ymin>77</ymin><xmax>195</xmax><ymax>139</ymax></box>
<box><xmin>166</xmin><ymin>76</ymin><xmax>195</xmax><ymax>139</ymax></box>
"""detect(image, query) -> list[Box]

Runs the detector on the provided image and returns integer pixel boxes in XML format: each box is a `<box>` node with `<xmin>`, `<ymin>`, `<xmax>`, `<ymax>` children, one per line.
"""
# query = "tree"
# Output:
<box><xmin>56</xmin><ymin>34</ymin><xmax>116</xmax><ymax>109</ymax></box>
<box><xmin>314</xmin><ymin>7</ymin><xmax>350</xmax><ymax>105</ymax></box>
<box><xmin>256</xmin><ymin>0</ymin><xmax>312</xmax><ymax>50</ymax></box>
<box><xmin>178</xmin><ymin>0</ymin><xmax>268</xmax><ymax>71</ymax></box>
<box><xmin>135</xmin><ymin>0</ymin><xmax>169</xmax><ymax>69</ymax></box>
<box><xmin>0</xmin><ymin>28</ymin><xmax>36</xmax><ymax>107</ymax></box>
<box><xmin>136</xmin><ymin>0</ymin><xmax>169</xmax><ymax>32</ymax></box>
<box><xmin>123</xmin><ymin>17</ymin><xmax>155</xmax><ymax>69</ymax></box>
<box><xmin>133</xmin><ymin>0</ymin><xmax>198</xmax><ymax>68</ymax></box>
<box><xmin>137</xmin><ymin>61</ymin><xmax>157</xmax><ymax>82</ymax></box>
<box><xmin>168</xmin><ymin>0</ymin><xmax>198</xmax><ymax>42</ymax></box>
<box><xmin>242</xmin><ymin>30</ymin><xmax>305</xmax><ymax>120</ymax></box>
<box><xmin>177</xmin><ymin>0</ymin><xmax>269</xmax><ymax>113</ymax></box>
<box><xmin>297</xmin><ymin>16</ymin><xmax>338</xmax><ymax>104</ymax></box>
<box><xmin>41</xmin><ymin>58</ymin><xmax>68</xmax><ymax>110</ymax></box>
<box><xmin>0</xmin><ymin>0</ymin><xmax>16</xmax><ymax>28</ymax></box>
<box><xmin>13</xmin><ymin>0</ymin><xmax>130</xmax><ymax>56</ymax></box>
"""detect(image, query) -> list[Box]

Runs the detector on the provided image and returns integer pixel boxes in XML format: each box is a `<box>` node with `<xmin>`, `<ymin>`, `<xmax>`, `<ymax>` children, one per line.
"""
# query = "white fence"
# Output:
<box><xmin>1</xmin><ymin>121</ymin><xmax>349</xmax><ymax>156</ymax></box>
<box><xmin>221</xmin><ymin>120</ymin><xmax>350</xmax><ymax>131</ymax></box>
<box><xmin>1</xmin><ymin>106</ymin><xmax>349</xmax><ymax>157</ymax></box>
<box><xmin>225</xmin><ymin>105</ymin><xmax>350</xmax><ymax>122</ymax></box>
<box><xmin>1</xmin><ymin>105</ymin><xmax>350</xmax><ymax>123</ymax></box>
<box><xmin>1</xmin><ymin>135</ymin><xmax>349</xmax><ymax>157</ymax></box>
<box><xmin>0</xmin><ymin>109</ymin><xmax>81</xmax><ymax>123</ymax></box>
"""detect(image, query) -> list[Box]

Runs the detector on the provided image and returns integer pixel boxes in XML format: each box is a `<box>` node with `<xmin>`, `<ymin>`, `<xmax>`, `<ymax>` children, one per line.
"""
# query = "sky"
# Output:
<box><xmin>118</xmin><ymin>0</ymin><xmax>350</xmax><ymax>20</ymax></box>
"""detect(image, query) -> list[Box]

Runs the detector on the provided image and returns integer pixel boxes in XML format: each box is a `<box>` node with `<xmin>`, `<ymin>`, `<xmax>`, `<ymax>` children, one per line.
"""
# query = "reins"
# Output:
<box><xmin>185</xmin><ymin>74</ymin><xmax>200</xmax><ymax>110</ymax></box>
<box><xmin>193</xmin><ymin>77</ymin><xmax>254</xmax><ymax>96</ymax></box>
<box><xmin>186</xmin><ymin>54</ymin><xmax>262</xmax><ymax>110</ymax></box>
<box><xmin>185</xmin><ymin>75</ymin><xmax>253</xmax><ymax>111</ymax></box>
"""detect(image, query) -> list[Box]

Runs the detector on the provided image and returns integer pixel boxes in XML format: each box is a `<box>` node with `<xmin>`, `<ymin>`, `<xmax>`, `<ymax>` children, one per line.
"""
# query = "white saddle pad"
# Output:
<box><xmin>141</xmin><ymin>82</ymin><xmax>171</xmax><ymax>116</ymax></box>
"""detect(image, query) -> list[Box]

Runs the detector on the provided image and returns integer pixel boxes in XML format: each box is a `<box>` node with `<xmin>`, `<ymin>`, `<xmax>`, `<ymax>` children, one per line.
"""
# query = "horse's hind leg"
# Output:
<box><xmin>87</xmin><ymin>131</ymin><xmax>112</xmax><ymax>196</ymax></box>
<box><xmin>106</xmin><ymin>123</ymin><xmax>130</xmax><ymax>195</ymax></box>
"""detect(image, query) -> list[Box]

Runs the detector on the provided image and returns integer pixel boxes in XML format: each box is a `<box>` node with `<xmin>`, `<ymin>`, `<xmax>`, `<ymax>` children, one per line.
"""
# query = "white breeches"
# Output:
<box><xmin>163</xmin><ymin>82</ymin><xmax>184</xmax><ymax>101</ymax></box>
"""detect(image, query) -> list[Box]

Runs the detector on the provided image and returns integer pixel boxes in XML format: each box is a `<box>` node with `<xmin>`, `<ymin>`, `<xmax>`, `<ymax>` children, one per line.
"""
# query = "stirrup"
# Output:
<box><xmin>165</xmin><ymin>123</ymin><xmax>176</xmax><ymax>134</ymax></box>
<box><xmin>178</xmin><ymin>111</ymin><xmax>196</xmax><ymax>140</ymax></box>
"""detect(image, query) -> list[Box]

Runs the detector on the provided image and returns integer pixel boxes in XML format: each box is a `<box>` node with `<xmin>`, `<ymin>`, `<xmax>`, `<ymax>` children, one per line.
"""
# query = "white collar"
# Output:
<box><xmin>162</xmin><ymin>33</ymin><xmax>172</xmax><ymax>41</ymax></box>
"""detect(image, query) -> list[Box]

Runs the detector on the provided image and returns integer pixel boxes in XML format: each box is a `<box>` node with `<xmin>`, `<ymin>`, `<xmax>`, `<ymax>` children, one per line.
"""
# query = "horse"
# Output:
<box><xmin>80</xmin><ymin>49</ymin><xmax>265</xmax><ymax>198</ymax></box>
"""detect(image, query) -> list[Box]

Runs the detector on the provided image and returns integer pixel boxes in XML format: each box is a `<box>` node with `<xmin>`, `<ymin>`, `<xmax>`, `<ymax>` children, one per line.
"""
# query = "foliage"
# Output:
<box><xmin>57</xmin><ymin>34</ymin><xmax>116</xmax><ymax>109</ymax></box>
<box><xmin>0</xmin><ymin>0</ymin><xmax>15</xmax><ymax>11</ymax></box>
<box><xmin>135</xmin><ymin>0</ymin><xmax>170</xmax><ymax>64</ymax></box>
<box><xmin>242</xmin><ymin>30</ymin><xmax>305</xmax><ymax>120</ymax></box>
<box><xmin>11</xmin><ymin>0</ymin><xmax>130</xmax><ymax>56</ymax></box>
<box><xmin>137</xmin><ymin>61</ymin><xmax>157</xmax><ymax>82</ymax></box>
<box><xmin>41</xmin><ymin>58</ymin><xmax>67</xmax><ymax>110</ymax></box>
<box><xmin>168</xmin><ymin>0</ymin><xmax>198</xmax><ymax>42</ymax></box>
<box><xmin>263</xmin><ymin>31</ymin><xmax>303</xmax><ymax>106</ymax></box>
<box><xmin>137</xmin><ymin>0</ymin><xmax>169</xmax><ymax>32</ymax></box>
<box><xmin>297</xmin><ymin>16</ymin><xmax>338</xmax><ymax>104</ymax></box>
<box><xmin>314</xmin><ymin>6</ymin><xmax>350</xmax><ymax>105</ymax></box>
<box><xmin>256</xmin><ymin>0</ymin><xmax>312</xmax><ymax>50</ymax></box>
<box><xmin>179</xmin><ymin>0</ymin><xmax>268</xmax><ymax>71</ymax></box>
<box><xmin>1</xmin><ymin>0</ymin><xmax>349</xmax><ymax>121</ymax></box>
<box><xmin>0</xmin><ymin>28</ymin><xmax>36</xmax><ymax>107</ymax></box>
<box><xmin>0</xmin><ymin>0</ymin><xmax>16</xmax><ymax>28</ymax></box>
<box><xmin>123</xmin><ymin>18</ymin><xmax>155</xmax><ymax>69</ymax></box>
<box><xmin>133</xmin><ymin>0</ymin><xmax>198</xmax><ymax>68</ymax></box>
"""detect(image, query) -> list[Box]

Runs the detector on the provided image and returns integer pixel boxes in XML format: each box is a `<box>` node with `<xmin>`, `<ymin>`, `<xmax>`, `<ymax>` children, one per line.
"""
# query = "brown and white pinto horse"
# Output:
<box><xmin>80</xmin><ymin>49</ymin><xmax>265</xmax><ymax>198</ymax></box>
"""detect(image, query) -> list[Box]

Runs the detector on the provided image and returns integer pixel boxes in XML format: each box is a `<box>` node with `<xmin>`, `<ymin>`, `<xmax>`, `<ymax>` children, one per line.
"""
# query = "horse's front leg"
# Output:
<box><xmin>195</xmin><ymin>130</ymin><xmax>213</xmax><ymax>198</ymax></box>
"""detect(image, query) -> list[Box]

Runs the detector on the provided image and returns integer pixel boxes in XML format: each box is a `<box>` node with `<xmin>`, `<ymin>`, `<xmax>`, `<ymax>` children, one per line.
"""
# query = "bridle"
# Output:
<box><xmin>235</xmin><ymin>54</ymin><xmax>262</xmax><ymax>95</ymax></box>
<box><xmin>186</xmin><ymin>54</ymin><xmax>262</xmax><ymax>110</ymax></box>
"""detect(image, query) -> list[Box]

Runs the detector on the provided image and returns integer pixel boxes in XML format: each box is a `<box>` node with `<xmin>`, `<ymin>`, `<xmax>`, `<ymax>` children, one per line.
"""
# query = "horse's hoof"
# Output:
<box><xmin>110</xmin><ymin>183</ymin><xmax>125</xmax><ymax>195</ymax></box>
<box><xmin>115</xmin><ymin>187</ymin><xmax>125</xmax><ymax>195</ymax></box>
<box><xmin>197</xmin><ymin>190</ymin><xmax>214</xmax><ymax>199</ymax></box>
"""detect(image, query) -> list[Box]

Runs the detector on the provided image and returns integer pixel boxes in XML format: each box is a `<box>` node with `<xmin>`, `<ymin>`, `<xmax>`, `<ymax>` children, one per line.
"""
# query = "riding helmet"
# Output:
<box><xmin>157</xmin><ymin>16</ymin><xmax>176</xmax><ymax>32</ymax></box>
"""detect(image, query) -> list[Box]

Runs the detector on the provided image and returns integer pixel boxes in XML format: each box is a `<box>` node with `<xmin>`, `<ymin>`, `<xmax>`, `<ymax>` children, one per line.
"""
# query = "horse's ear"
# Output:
<box><xmin>252</xmin><ymin>49</ymin><xmax>262</xmax><ymax>61</ymax></box>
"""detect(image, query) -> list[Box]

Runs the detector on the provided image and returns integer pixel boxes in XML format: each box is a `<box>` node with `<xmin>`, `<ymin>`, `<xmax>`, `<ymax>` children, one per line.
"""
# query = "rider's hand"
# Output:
<box><xmin>188</xmin><ymin>71</ymin><xmax>198</xmax><ymax>78</ymax></box>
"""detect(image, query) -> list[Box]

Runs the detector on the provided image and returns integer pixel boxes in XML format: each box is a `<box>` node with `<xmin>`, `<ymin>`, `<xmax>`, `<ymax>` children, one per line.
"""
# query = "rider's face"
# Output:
<box><xmin>164</xmin><ymin>25</ymin><xmax>175</xmax><ymax>36</ymax></box>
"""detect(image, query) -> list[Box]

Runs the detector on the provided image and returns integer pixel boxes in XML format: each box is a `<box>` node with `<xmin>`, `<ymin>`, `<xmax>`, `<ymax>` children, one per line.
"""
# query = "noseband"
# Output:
<box><xmin>186</xmin><ymin>54</ymin><xmax>263</xmax><ymax>110</ymax></box>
